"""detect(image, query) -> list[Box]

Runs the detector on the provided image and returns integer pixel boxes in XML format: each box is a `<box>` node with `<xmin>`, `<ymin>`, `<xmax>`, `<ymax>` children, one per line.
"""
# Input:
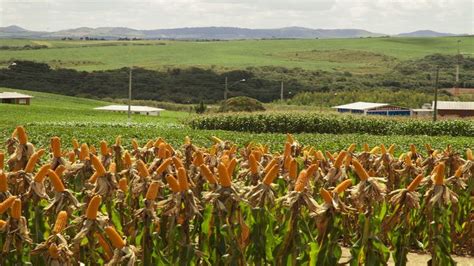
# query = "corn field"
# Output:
<box><xmin>0</xmin><ymin>126</ymin><xmax>472</xmax><ymax>265</ymax></box>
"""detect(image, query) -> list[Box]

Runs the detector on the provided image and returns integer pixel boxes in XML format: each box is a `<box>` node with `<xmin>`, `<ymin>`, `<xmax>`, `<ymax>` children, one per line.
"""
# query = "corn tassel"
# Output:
<box><xmin>218</xmin><ymin>162</ymin><xmax>232</xmax><ymax>187</ymax></box>
<box><xmin>11</xmin><ymin>198</ymin><xmax>21</xmax><ymax>219</ymax></box>
<box><xmin>177</xmin><ymin>167</ymin><xmax>189</xmax><ymax>191</ymax></box>
<box><xmin>48</xmin><ymin>243</ymin><xmax>60</xmax><ymax>259</ymax></box>
<box><xmin>104</xmin><ymin>226</ymin><xmax>126</xmax><ymax>249</ymax></box>
<box><xmin>200</xmin><ymin>164</ymin><xmax>217</xmax><ymax>184</ymax></box>
<box><xmin>262</xmin><ymin>164</ymin><xmax>279</xmax><ymax>185</ymax></box>
<box><xmin>352</xmin><ymin>159</ymin><xmax>369</xmax><ymax>181</ymax></box>
<box><xmin>52</xmin><ymin>211</ymin><xmax>68</xmax><ymax>234</ymax></box>
<box><xmin>320</xmin><ymin>188</ymin><xmax>333</xmax><ymax>204</ymax></box>
<box><xmin>333</xmin><ymin>179</ymin><xmax>353</xmax><ymax>194</ymax></box>
<box><xmin>34</xmin><ymin>164</ymin><xmax>51</xmax><ymax>183</ymax></box>
<box><xmin>91</xmin><ymin>155</ymin><xmax>106</xmax><ymax>177</ymax></box>
<box><xmin>86</xmin><ymin>195</ymin><xmax>102</xmax><ymax>220</ymax></box>
<box><xmin>434</xmin><ymin>162</ymin><xmax>445</xmax><ymax>185</ymax></box>
<box><xmin>16</xmin><ymin>126</ymin><xmax>28</xmax><ymax>145</ymax></box>
<box><xmin>294</xmin><ymin>170</ymin><xmax>308</xmax><ymax>192</ymax></box>
<box><xmin>146</xmin><ymin>181</ymin><xmax>160</xmax><ymax>201</ymax></box>
<box><xmin>136</xmin><ymin>160</ymin><xmax>149</xmax><ymax>178</ymax></box>
<box><xmin>118</xmin><ymin>178</ymin><xmax>128</xmax><ymax>193</ymax></box>
<box><xmin>25</xmin><ymin>149</ymin><xmax>44</xmax><ymax>173</ymax></box>
<box><xmin>51</xmin><ymin>137</ymin><xmax>62</xmax><ymax>158</ymax></box>
<box><xmin>48</xmin><ymin>169</ymin><xmax>66</xmax><ymax>192</ymax></box>
<box><xmin>155</xmin><ymin>158</ymin><xmax>172</xmax><ymax>175</ymax></box>
<box><xmin>334</xmin><ymin>151</ymin><xmax>347</xmax><ymax>168</ymax></box>
<box><xmin>407</xmin><ymin>174</ymin><xmax>424</xmax><ymax>192</ymax></box>
<box><xmin>0</xmin><ymin>172</ymin><xmax>7</xmax><ymax>192</ymax></box>
<box><xmin>248</xmin><ymin>154</ymin><xmax>258</xmax><ymax>174</ymax></box>
<box><xmin>166</xmin><ymin>174</ymin><xmax>181</xmax><ymax>193</ymax></box>
<box><xmin>0</xmin><ymin>196</ymin><xmax>16</xmax><ymax>214</ymax></box>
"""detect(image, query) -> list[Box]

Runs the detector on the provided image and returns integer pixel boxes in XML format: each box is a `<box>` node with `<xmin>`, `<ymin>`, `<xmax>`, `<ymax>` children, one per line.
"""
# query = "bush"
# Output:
<box><xmin>190</xmin><ymin>112</ymin><xmax>474</xmax><ymax>137</ymax></box>
<box><xmin>218</xmin><ymin>96</ymin><xmax>266</xmax><ymax>112</ymax></box>
<box><xmin>194</xmin><ymin>101</ymin><xmax>207</xmax><ymax>114</ymax></box>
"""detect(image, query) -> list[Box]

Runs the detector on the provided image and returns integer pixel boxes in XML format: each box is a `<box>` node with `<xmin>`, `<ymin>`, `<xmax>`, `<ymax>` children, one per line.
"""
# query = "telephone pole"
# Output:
<box><xmin>433</xmin><ymin>67</ymin><xmax>439</xmax><ymax>122</ymax></box>
<box><xmin>128</xmin><ymin>67</ymin><xmax>132</xmax><ymax>123</ymax></box>
<box><xmin>280</xmin><ymin>81</ymin><xmax>284</xmax><ymax>101</ymax></box>
<box><xmin>456</xmin><ymin>40</ymin><xmax>461</xmax><ymax>87</ymax></box>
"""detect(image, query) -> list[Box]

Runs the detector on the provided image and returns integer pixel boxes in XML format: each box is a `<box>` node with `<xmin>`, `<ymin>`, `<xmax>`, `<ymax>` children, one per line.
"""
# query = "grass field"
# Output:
<box><xmin>1</xmin><ymin>37</ymin><xmax>472</xmax><ymax>73</ymax></box>
<box><xmin>0</xmin><ymin>88</ymin><xmax>472</xmax><ymax>153</ymax></box>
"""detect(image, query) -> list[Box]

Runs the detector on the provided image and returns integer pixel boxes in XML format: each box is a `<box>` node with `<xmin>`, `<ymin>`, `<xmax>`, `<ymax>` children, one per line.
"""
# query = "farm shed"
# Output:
<box><xmin>434</xmin><ymin>101</ymin><xmax>474</xmax><ymax>117</ymax></box>
<box><xmin>332</xmin><ymin>102</ymin><xmax>412</xmax><ymax>116</ymax></box>
<box><xmin>0</xmin><ymin>92</ymin><xmax>33</xmax><ymax>105</ymax></box>
<box><xmin>94</xmin><ymin>105</ymin><xmax>164</xmax><ymax>116</ymax></box>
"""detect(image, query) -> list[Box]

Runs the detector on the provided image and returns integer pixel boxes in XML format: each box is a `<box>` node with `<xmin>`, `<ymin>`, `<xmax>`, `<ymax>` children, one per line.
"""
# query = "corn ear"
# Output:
<box><xmin>123</xmin><ymin>152</ymin><xmax>132</xmax><ymax>167</ymax></box>
<box><xmin>363</xmin><ymin>143</ymin><xmax>370</xmax><ymax>152</ymax></box>
<box><xmin>407</xmin><ymin>174</ymin><xmax>424</xmax><ymax>192</ymax></box>
<box><xmin>96</xmin><ymin>232</ymin><xmax>113</xmax><ymax>261</ymax></box>
<box><xmin>158</xmin><ymin>143</ymin><xmax>167</xmax><ymax>159</ymax></box>
<box><xmin>0</xmin><ymin>196</ymin><xmax>16</xmax><ymax>214</ymax></box>
<box><xmin>118</xmin><ymin>177</ymin><xmax>128</xmax><ymax>193</ymax></box>
<box><xmin>79</xmin><ymin>143</ymin><xmax>89</xmax><ymax>161</ymax></box>
<box><xmin>0</xmin><ymin>152</ymin><xmax>3</xmax><ymax>170</ymax></box>
<box><xmin>16</xmin><ymin>126</ymin><xmax>28</xmax><ymax>145</ymax></box>
<box><xmin>218</xmin><ymin>162</ymin><xmax>232</xmax><ymax>187</ymax></box>
<box><xmin>325</xmin><ymin>151</ymin><xmax>335</xmax><ymax>162</ymax></box>
<box><xmin>51</xmin><ymin>137</ymin><xmax>62</xmax><ymax>158</ymax></box>
<box><xmin>88</xmin><ymin>172</ymin><xmax>99</xmax><ymax>184</ymax></box>
<box><xmin>200</xmin><ymin>164</ymin><xmax>217</xmax><ymax>184</ymax></box>
<box><xmin>227</xmin><ymin>157</ymin><xmax>237</xmax><ymax>177</ymax></box>
<box><xmin>388</xmin><ymin>144</ymin><xmax>395</xmax><ymax>155</ymax></box>
<box><xmin>294</xmin><ymin>170</ymin><xmax>308</xmax><ymax>192</ymax></box>
<box><xmin>34</xmin><ymin>164</ymin><xmax>51</xmax><ymax>183</ymax></box>
<box><xmin>306</xmin><ymin>163</ymin><xmax>319</xmax><ymax>178</ymax></box>
<box><xmin>264</xmin><ymin>158</ymin><xmax>278</xmax><ymax>174</ymax></box>
<box><xmin>334</xmin><ymin>151</ymin><xmax>347</xmax><ymax>168</ymax></box>
<box><xmin>166</xmin><ymin>174</ymin><xmax>181</xmax><ymax>193</ymax></box>
<box><xmin>289</xmin><ymin>158</ymin><xmax>297</xmax><ymax>180</ymax></box>
<box><xmin>0</xmin><ymin>220</ymin><xmax>6</xmax><ymax>229</ymax></box>
<box><xmin>434</xmin><ymin>162</ymin><xmax>445</xmax><ymax>185</ymax></box>
<box><xmin>11</xmin><ymin>198</ymin><xmax>21</xmax><ymax>219</ymax></box>
<box><xmin>192</xmin><ymin>151</ymin><xmax>204</xmax><ymax>167</ymax></box>
<box><xmin>283</xmin><ymin>142</ymin><xmax>291</xmax><ymax>158</ymax></box>
<box><xmin>347</xmin><ymin>143</ymin><xmax>356</xmax><ymax>153</ymax></box>
<box><xmin>131</xmin><ymin>139</ymin><xmax>139</xmax><ymax>150</ymax></box>
<box><xmin>48</xmin><ymin>169</ymin><xmax>66</xmax><ymax>192</ymax></box>
<box><xmin>68</xmin><ymin>151</ymin><xmax>75</xmax><ymax>163</ymax></box>
<box><xmin>136</xmin><ymin>159</ymin><xmax>149</xmax><ymax>178</ymax></box>
<box><xmin>52</xmin><ymin>211</ymin><xmax>68</xmax><ymax>234</ymax></box>
<box><xmin>156</xmin><ymin>158</ymin><xmax>172</xmax><ymax>175</ymax></box>
<box><xmin>25</xmin><ymin>149</ymin><xmax>44</xmax><ymax>173</ymax></box>
<box><xmin>248</xmin><ymin>154</ymin><xmax>258</xmax><ymax>175</ymax></box>
<box><xmin>72</xmin><ymin>138</ymin><xmax>79</xmax><ymax>150</ymax></box>
<box><xmin>262</xmin><ymin>164</ymin><xmax>279</xmax><ymax>185</ymax></box>
<box><xmin>104</xmin><ymin>226</ymin><xmax>126</xmax><ymax>249</ymax></box>
<box><xmin>320</xmin><ymin>188</ymin><xmax>333</xmax><ymax>204</ymax></box>
<box><xmin>146</xmin><ymin>181</ymin><xmax>160</xmax><ymax>201</ymax></box>
<box><xmin>86</xmin><ymin>195</ymin><xmax>102</xmax><ymax>220</ymax></box>
<box><xmin>333</xmin><ymin>179</ymin><xmax>353</xmax><ymax>194</ymax></box>
<box><xmin>467</xmin><ymin>148</ymin><xmax>473</xmax><ymax>161</ymax></box>
<box><xmin>172</xmin><ymin>156</ymin><xmax>184</xmax><ymax>170</ymax></box>
<box><xmin>352</xmin><ymin>159</ymin><xmax>369</xmax><ymax>181</ymax></box>
<box><xmin>91</xmin><ymin>155</ymin><xmax>106</xmax><ymax>177</ymax></box>
<box><xmin>0</xmin><ymin>172</ymin><xmax>7</xmax><ymax>192</ymax></box>
<box><xmin>410</xmin><ymin>144</ymin><xmax>417</xmax><ymax>155</ymax></box>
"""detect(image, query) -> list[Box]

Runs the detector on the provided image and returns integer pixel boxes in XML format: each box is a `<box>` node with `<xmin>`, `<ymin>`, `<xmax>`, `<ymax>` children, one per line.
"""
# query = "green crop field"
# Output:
<box><xmin>1</xmin><ymin>37</ymin><xmax>472</xmax><ymax>73</ymax></box>
<box><xmin>0</xmin><ymin>88</ymin><xmax>472</xmax><ymax>153</ymax></box>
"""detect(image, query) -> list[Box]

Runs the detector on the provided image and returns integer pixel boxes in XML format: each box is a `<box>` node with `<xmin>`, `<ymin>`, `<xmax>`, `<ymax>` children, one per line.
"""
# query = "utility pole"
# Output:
<box><xmin>128</xmin><ymin>67</ymin><xmax>132</xmax><ymax>123</ymax></box>
<box><xmin>433</xmin><ymin>67</ymin><xmax>439</xmax><ymax>122</ymax></box>
<box><xmin>280</xmin><ymin>81</ymin><xmax>284</xmax><ymax>101</ymax></box>
<box><xmin>456</xmin><ymin>40</ymin><xmax>461</xmax><ymax>87</ymax></box>
<box><xmin>224</xmin><ymin>76</ymin><xmax>228</xmax><ymax>101</ymax></box>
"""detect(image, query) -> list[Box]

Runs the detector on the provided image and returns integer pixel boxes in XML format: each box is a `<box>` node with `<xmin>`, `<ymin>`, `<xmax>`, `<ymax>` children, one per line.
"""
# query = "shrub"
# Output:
<box><xmin>218</xmin><ymin>96</ymin><xmax>266</xmax><ymax>112</ymax></box>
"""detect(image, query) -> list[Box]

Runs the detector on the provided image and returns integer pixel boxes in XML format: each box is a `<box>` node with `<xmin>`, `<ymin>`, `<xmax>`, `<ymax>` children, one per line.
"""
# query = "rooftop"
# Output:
<box><xmin>433</xmin><ymin>101</ymin><xmax>474</xmax><ymax>110</ymax></box>
<box><xmin>0</xmin><ymin>92</ymin><xmax>33</xmax><ymax>99</ymax></box>
<box><xmin>332</xmin><ymin>101</ymin><xmax>389</xmax><ymax>110</ymax></box>
<box><xmin>94</xmin><ymin>105</ymin><xmax>165</xmax><ymax>112</ymax></box>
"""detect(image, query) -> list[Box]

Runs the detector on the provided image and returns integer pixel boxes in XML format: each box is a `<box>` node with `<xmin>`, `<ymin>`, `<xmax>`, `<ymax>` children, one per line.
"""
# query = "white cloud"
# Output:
<box><xmin>0</xmin><ymin>0</ymin><xmax>472</xmax><ymax>34</ymax></box>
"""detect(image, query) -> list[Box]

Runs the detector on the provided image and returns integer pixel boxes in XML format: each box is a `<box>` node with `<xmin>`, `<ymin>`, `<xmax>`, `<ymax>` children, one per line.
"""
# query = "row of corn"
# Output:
<box><xmin>0</xmin><ymin>126</ymin><xmax>472</xmax><ymax>265</ymax></box>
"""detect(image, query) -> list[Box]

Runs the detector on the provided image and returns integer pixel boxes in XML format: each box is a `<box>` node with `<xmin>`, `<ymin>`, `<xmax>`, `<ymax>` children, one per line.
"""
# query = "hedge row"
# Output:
<box><xmin>189</xmin><ymin>112</ymin><xmax>474</xmax><ymax>136</ymax></box>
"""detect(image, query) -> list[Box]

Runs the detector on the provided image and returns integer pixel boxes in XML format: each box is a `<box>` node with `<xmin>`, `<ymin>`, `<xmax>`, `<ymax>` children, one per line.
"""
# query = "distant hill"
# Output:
<box><xmin>396</xmin><ymin>30</ymin><xmax>457</xmax><ymax>37</ymax></box>
<box><xmin>0</xmin><ymin>25</ymin><xmax>384</xmax><ymax>39</ymax></box>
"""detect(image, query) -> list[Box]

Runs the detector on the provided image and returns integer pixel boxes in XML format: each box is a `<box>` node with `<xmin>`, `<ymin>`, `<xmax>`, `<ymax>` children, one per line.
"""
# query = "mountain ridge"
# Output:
<box><xmin>0</xmin><ymin>25</ymin><xmax>461</xmax><ymax>39</ymax></box>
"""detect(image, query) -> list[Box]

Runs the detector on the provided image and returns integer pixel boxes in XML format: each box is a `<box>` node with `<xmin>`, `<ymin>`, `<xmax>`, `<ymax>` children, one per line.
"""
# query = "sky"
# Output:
<box><xmin>0</xmin><ymin>0</ymin><xmax>472</xmax><ymax>34</ymax></box>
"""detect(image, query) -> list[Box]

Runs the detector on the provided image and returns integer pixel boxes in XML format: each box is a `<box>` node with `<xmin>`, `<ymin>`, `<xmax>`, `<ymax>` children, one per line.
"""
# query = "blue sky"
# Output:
<box><xmin>1</xmin><ymin>0</ymin><xmax>472</xmax><ymax>34</ymax></box>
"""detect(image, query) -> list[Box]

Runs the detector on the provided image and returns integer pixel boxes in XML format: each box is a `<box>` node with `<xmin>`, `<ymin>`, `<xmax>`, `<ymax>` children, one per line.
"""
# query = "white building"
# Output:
<box><xmin>94</xmin><ymin>105</ymin><xmax>164</xmax><ymax>116</ymax></box>
<box><xmin>0</xmin><ymin>92</ymin><xmax>33</xmax><ymax>105</ymax></box>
